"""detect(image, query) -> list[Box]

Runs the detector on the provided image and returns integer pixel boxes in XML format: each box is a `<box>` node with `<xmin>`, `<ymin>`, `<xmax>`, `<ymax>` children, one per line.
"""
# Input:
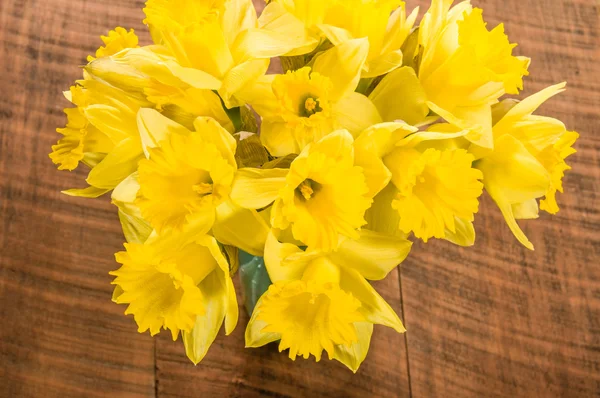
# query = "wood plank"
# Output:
<box><xmin>401</xmin><ymin>0</ymin><xmax>600</xmax><ymax>396</ymax></box>
<box><xmin>0</xmin><ymin>1</ymin><xmax>155</xmax><ymax>397</ymax></box>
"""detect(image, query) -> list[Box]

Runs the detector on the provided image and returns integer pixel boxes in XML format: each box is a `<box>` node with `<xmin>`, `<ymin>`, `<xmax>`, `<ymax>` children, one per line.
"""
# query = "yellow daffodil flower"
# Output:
<box><xmin>245</xmin><ymin>230</ymin><xmax>410</xmax><ymax>371</ymax></box>
<box><xmin>111</xmin><ymin>231</ymin><xmax>238</xmax><ymax>364</ymax></box>
<box><xmin>371</xmin><ymin>0</ymin><xmax>530</xmax><ymax>148</ymax></box>
<box><xmin>476</xmin><ymin>83</ymin><xmax>578</xmax><ymax>250</ymax></box>
<box><xmin>354</xmin><ymin>122</ymin><xmax>484</xmax><ymax>244</ymax></box>
<box><xmin>49</xmin><ymin>79</ymin><xmax>150</xmax><ymax>198</ymax></box>
<box><xmin>238</xmin><ymin>39</ymin><xmax>382</xmax><ymax>156</ymax></box>
<box><xmin>129</xmin><ymin>110</ymin><xmax>269</xmax><ymax>255</ymax></box>
<box><xmin>230</xmin><ymin>130</ymin><xmax>372</xmax><ymax>251</ymax></box>
<box><xmin>259</xmin><ymin>0</ymin><xmax>417</xmax><ymax>77</ymax></box>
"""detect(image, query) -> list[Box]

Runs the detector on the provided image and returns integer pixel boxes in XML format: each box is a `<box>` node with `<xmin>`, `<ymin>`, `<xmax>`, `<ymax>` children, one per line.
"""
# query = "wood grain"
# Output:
<box><xmin>0</xmin><ymin>1</ymin><xmax>155</xmax><ymax>397</ymax></box>
<box><xmin>1</xmin><ymin>0</ymin><xmax>599</xmax><ymax>397</ymax></box>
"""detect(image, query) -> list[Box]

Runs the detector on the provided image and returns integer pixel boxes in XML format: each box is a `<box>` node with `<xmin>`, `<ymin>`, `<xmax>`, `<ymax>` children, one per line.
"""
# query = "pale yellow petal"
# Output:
<box><xmin>333</xmin><ymin>92</ymin><xmax>382</xmax><ymax>137</ymax></box>
<box><xmin>332</xmin><ymin>322</ymin><xmax>373</xmax><ymax>373</ymax></box>
<box><xmin>512</xmin><ymin>199</ymin><xmax>540</xmax><ymax>220</ymax></box>
<box><xmin>443</xmin><ymin>217</ymin><xmax>476</xmax><ymax>247</ymax></box>
<box><xmin>192</xmin><ymin>117</ymin><xmax>237</xmax><ymax>168</ymax></box>
<box><xmin>182</xmin><ymin>269</ymin><xmax>228</xmax><ymax>365</ymax></box>
<box><xmin>213</xmin><ymin>200</ymin><xmax>270</xmax><ymax>257</ymax></box>
<box><xmin>362</xmin><ymin>49</ymin><xmax>404</xmax><ymax>78</ymax></box>
<box><xmin>118</xmin><ymin>209</ymin><xmax>152</xmax><ymax>244</ymax></box>
<box><xmin>86</xmin><ymin>137</ymin><xmax>144</xmax><ymax>189</ymax></box>
<box><xmin>245</xmin><ymin>295</ymin><xmax>281</xmax><ymax>348</ymax></box>
<box><xmin>260</xmin><ymin>121</ymin><xmax>298</xmax><ymax>157</ymax></box>
<box><xmin>224</xmin><ymin>273</ymin><xmax>239</xmax><ymax>335</ymax></box>
<box><xmin>112</xmin><ymin>172</ymin><xmax>140</xmax><ymax>206</ymax></box>
<box><xmin>62</xmin><ymin>186</ymin><xmax>111</xmax><ymax>198</ymax></box>
<box><xmin>257</xmin><ymin>1</ymin><xmax>319</xmax><ymax>56</ymax></box>
<box><xmin>312</xmin><ymin>38</ymin><xmax>370</xmax><ymax>101</ymax></box>
<box><xmin>427</xmin><ymin>101</ymin><xmax>494</xmax><ymax>149</ymax></box>
<box><xmin>84</xmin><ymin>104</ymin><xmax>136</xmax><ymax>143</ymax></box>
<box><xmin>332</xmin><ymin>230</ymin><xmax>412</xmax><ymax>281</ymax></box>
<box><xmin>230</xmin><ymin>168</ymin><xmax>288</xmax><ymax>209</ymax></box>
<box><xmin>368</xmin><ymin>67</ymin><xmax>429</xmax><ymax>125</ymax></box>
<box><xmin>222</xmin><ymin>0</ymin><xmax>258</xmax><ymax>47</ymax></box>
<box><xmin>137</xmin><ymin>108</ymin><xmax>190</xmax><ymax>158</ymax></box>
<box><xmin>382</xmin><ymin>6</ymin><xmax>419</xmax><ymax>54</ymax></box>
<box><xmin>263</xmin><ymin>231</ymin><xmax>306</xmax><ymax>283</ymax></box>
<box><xmin>496</xmin><ymin>83</ymin><xmax>567</xmax><ymax>131</ymax></box>
<box><xmin>363</xmin><ymin>183</ymin><xmax>406</xmax><ymax>238</ymax></box>
<box><xmin>316</xmin><ymin>24</ymin><xmax>354</xmax><ymax>46</ymax></box>
<box><xmin>219</xmin><ymin>59</ymin><xmax>270</xmax><ymax>108</ymax></box>
<box><xmin>339</xmin><ymin>268</ymin><xmax>405</xmax><ymax>333</ymax></box>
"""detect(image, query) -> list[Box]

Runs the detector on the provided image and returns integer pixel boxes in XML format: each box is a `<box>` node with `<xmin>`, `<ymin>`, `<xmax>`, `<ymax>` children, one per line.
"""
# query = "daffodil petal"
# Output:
<box><xmin>443</xmin><ymin>217</ymin><xmax>476</xmax><ymax>247</ymax></box>
<box><xmin>230</xmin><ymin>168</ymin><xmax>288</xmax><ymax>209</ymax></box>
<box><xmin>512</xmin><ymin>199</ymin><xmax>540</xmax><ymax>220</ymax></box>
<box><xmin>333</xmin><ymin>92</ymin><xmax>382</xmax><ymax>136</ymax></box>
<box><xmin>477</xmin><ymin>134</ymin><xmax>550</xmax><ymax>205</ymax></box>
<box><xmin>332</xmin><ymin>230</ymin><xmax>412</xmax><ymax>280</ymax></box>
<box><xmin>62</xmin><ymin>186</ymin><xmax>111</xmax><ymax>198</ymax></box>
<box><xmin>112</xmin><ymin>172</ymin><xmax>140</xmax><ymax>206</ymax></box>
<box><xmin>362</xmin><ymin>49</ymin><xmax>404</xmax><ymax>78</ymax></box>
<box><xmin>182</xmin><ymin>269</ymin><xmax>228</xmax><ymax>365</ymax></box>
<box><xmin>222</xmin><ymin>0</ymin><xmax>258</xmax><ymax>48</ymax></box>
<box><xmin>363</xmin><ymin>184</ymin><xmax>406</xmax><ymax>238</ymax></box>
<box><xmin>333</xmin><ymin>322</ymin><xmax>373</xmax><ymax>373</ymax></box>
<box><xmin>316</xmin><ymin>24</ymin><xmax>354</xmax><ymax>46</ymax></box>
<box><xmin>219</xmin><ymin>59</ymin><xmax>270</xmax><ymax>108</ymax></box>
<box><xmin>257</xmin><ymin>1</ymin><xmax>319</xmax><ymax>57</ymax></box>
<box><xmin>495</xmin><ymin>83</ymin><xmax>566</xmax><ymax>131</ymax></box>
<box><xmin>192</xmin><ymin>117</ymin><xmax>237</xmax><ymax>168</ymax></box>
<box><xmin>245</xmin><ymin>295</ymin><xmax>281</xmax><ymax>348</ymax></box>
<box><xmin>118</xmin><ymin>209</ymin><xmax>153</xmax><ymax>244</ymax></box>
<box><xmin>263</xmin><ymin>231</ymin><xmax>306</xmax><ymax>283</ymax></box>
<box><xmin>84</xmin><ymin>104</ymin><xmax>137</xmax><ymax>143</ymax></box>
<box><xmin>213</xmin><ymin>200</ymin><xmax>270</xmax><ymax>257</ymax></box>
<box><xmin>312</xmin><ymin>38</ymin><xmax>370</xmax><ymax>101</ymax></box>
<box><xmin>137</xmin><ymin>108</ymin><xmax>190</xmax><ymax>158</ymax></box>
<box><xmin>86</xmin><ymin>137</ymin><xmax>143</xmax><ymax>190</ymax></box>
<box><xmin>427</xmin><ymin>101</ymin><xmax>494</xmax><ymax>149</ymax></box>
<box><xmin>339</xmin><ymin>267</ymin><xmax>405</xmax><ymax>333</ymax></box>
<box><xmin>368</xmin><ymin>67</ymin><xmax>428</xmax><ymax>125</ymax></box>
<box><xmin>260</xmin><ymin>121</ymin><xmax>298</xmax><ymax>157</ymax></box>
<box><xmin>382</xmin><ymin>6</ymin><xmax>419</xmax><ymax>54</ymax></box>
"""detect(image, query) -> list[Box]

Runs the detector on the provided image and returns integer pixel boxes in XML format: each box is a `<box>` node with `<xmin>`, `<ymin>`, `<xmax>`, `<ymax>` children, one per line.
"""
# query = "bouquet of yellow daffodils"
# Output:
<box><xmin>50</xmin><ymin>0</ymin><xmax>578</xmax><ymax>372</ymax></box>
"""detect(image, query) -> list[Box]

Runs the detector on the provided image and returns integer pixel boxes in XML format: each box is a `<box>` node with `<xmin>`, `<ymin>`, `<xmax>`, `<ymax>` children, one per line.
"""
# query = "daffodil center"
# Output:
<box><xmin>193</xmin><ymin>182</ymin><xmax>213</xmax><ymax>197</ymax></box>
<box><xmin>301</xmin><ymin>96</ymin><xmax>322</xmax><ymax>117</ymax></box>
<box><xmin>296</xmin><ymin>179</ymin><xmax>321</xmax><ymax>201</ymax></box>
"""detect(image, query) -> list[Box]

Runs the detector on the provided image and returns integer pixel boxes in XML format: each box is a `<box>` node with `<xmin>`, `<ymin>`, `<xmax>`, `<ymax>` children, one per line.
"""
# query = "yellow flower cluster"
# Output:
<box><xmin>50</xmin><ymin>0</ymin><xmax>578</xmax><ymax>371</ymax></box>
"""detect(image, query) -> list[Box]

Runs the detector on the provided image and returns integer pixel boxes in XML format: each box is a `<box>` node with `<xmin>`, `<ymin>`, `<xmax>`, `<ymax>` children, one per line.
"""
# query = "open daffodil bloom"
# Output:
<box><xmin>238</xmin><ymin>39</ymin><xmax>382</xmax><ymax>156</ymax></box>
<box><xmin>355</xmin><ymin>122</ymin><xmax>483</xmax><ymax>244</ymax></box>
<box><xmin>476</xmin><ymin>83</ymin><xmax>578</xmax><ymax>250</ymax></box>
<box><xmin>111</xmin><ymin>231</ymin><xmax>238</xmax><ymax>364</ymax></box>
<box><xmin>231</xmin><ymin>130</ymin><xmax>372</xmax><ymax>251</ymax></box>
<box><xmin>246</xmin><ymin>231</ymin><xmax>410</xmax><ymax>371</ymax></box>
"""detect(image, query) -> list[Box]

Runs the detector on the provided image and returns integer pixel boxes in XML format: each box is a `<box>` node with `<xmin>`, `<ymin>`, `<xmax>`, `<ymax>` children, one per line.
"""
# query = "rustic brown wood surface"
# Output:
<box><xmin>0</xmin><ymin>0</ymin><xmax>598</xmax><ymax>397</ymax></box>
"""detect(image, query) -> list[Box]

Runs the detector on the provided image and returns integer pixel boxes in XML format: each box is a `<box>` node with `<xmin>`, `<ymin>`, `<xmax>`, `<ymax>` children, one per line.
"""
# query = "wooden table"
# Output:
<box><xmin>1</xmin><ymin>0</ymin><xmax>598</xmax><ymax>396</ymax></box>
